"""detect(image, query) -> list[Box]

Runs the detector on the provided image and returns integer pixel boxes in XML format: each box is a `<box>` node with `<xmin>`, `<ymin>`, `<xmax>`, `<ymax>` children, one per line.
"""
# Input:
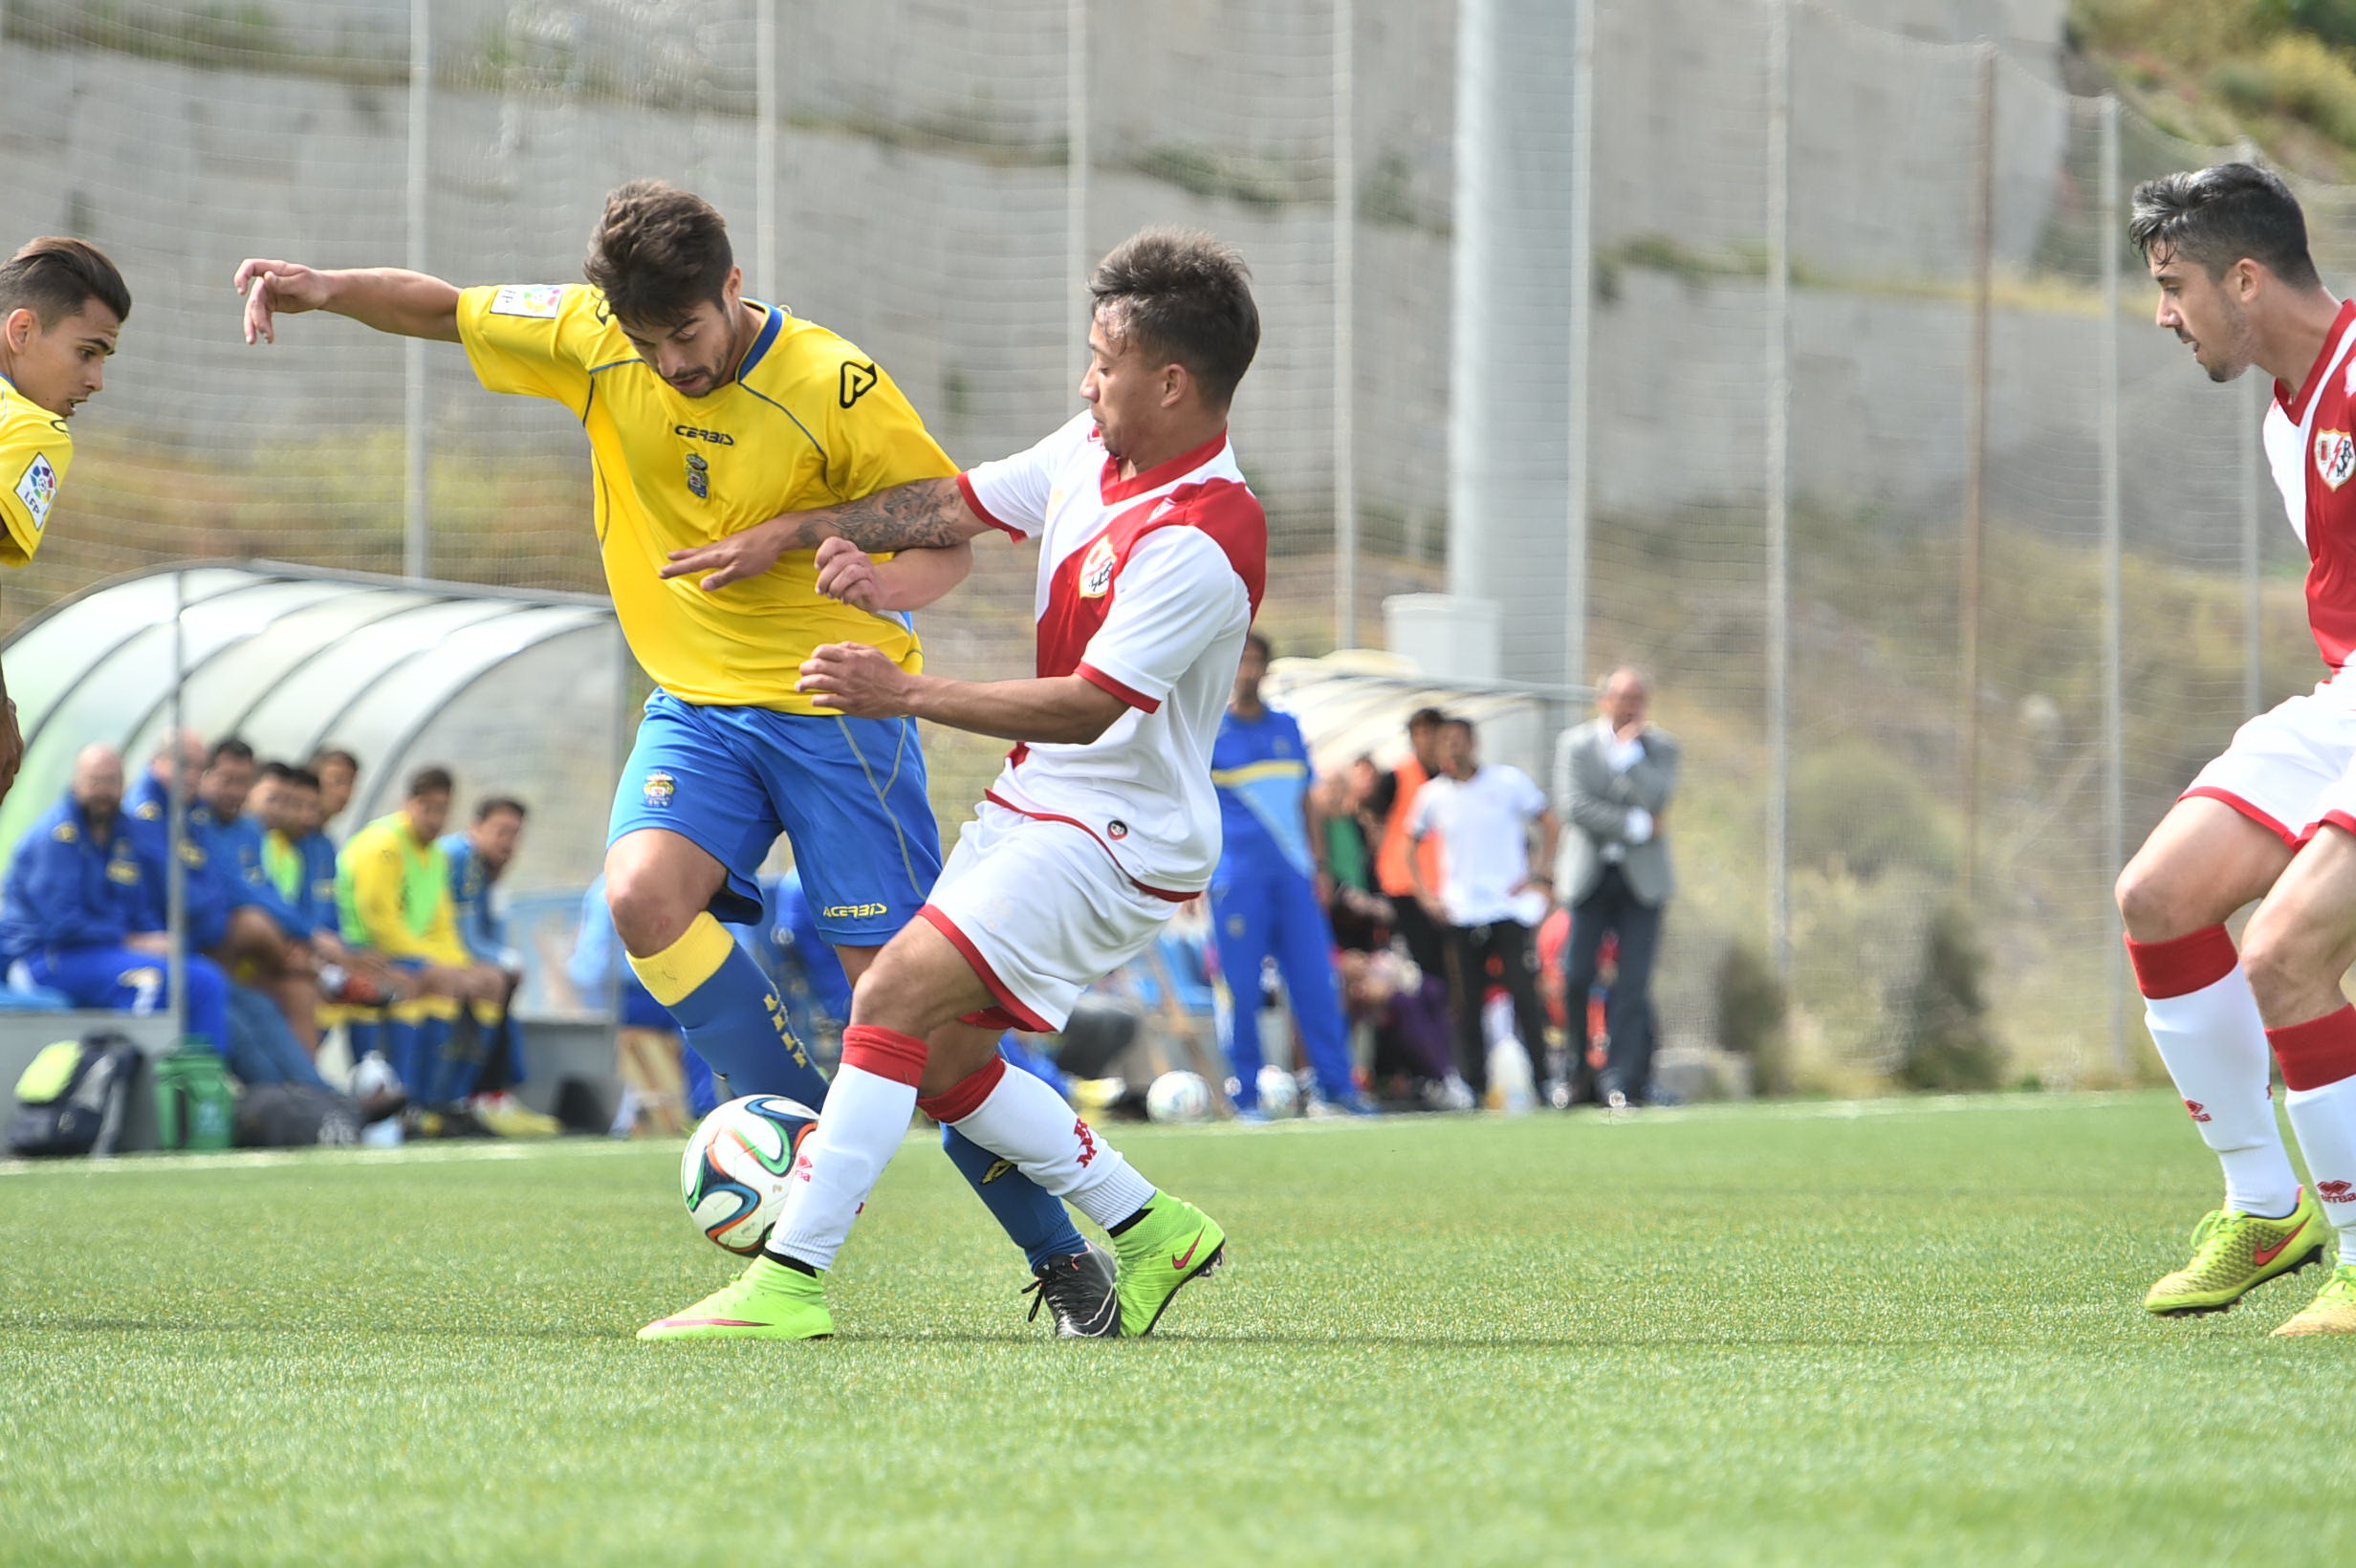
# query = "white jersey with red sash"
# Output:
<box><xmin>957</xmin><ymin>412</ymin><xmax>1266</xmax><ymax>894</ymax></box>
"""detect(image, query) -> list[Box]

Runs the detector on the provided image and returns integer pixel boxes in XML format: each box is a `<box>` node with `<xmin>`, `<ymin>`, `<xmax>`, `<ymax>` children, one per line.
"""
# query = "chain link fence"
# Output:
<box><xmin>0</xmin><ymin>0</ymin><xmax>2339</xmax><ymax>1088</ymax></box>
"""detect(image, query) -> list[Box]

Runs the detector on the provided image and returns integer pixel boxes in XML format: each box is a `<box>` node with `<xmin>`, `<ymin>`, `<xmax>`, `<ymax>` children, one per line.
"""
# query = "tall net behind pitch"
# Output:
<box><xmin>7</xmin><ymin>0</ymin><xmax>2352</xmax><ymax>1088</ymax></box>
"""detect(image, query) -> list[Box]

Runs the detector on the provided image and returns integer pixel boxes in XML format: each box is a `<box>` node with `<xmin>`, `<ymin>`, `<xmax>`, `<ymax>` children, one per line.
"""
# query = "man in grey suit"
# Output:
<box><xmin>1555</xmin><ymin>667</ymin><xmax>1679</xmax><ymax>1108</ymax></box>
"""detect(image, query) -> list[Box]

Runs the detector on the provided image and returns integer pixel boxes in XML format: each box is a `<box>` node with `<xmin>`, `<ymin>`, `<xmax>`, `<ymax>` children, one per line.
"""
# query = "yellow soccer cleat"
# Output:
<box><xmin>2274</xmin><ymin>1261</ymin><xmax>2356</xmax><ymax>1337</ymax></box>
<box><xmin>2144</xmin><ymin>1189</ymin><xmax>2327</xmax><ymax>1317</ymax></box>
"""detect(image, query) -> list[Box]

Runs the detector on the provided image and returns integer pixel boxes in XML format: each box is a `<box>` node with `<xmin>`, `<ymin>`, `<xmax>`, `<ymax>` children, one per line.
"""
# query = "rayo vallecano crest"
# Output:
<box><xmin>1079</xmin><ymin>534</ymin><xmax>1117</xmax><ymax>597</ymax></box>
<box><xmin>2318</xmin><ymin>428</ymin><xmax>2356</xmax><ymax>491</ymax></box>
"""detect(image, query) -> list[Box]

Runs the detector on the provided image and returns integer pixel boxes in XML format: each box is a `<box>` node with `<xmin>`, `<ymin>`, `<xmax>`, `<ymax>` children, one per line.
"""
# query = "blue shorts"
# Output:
<box><xmin>609</xmin><ymin>691</ymin><xmax>943</xmax><ymax>947</ymax></box>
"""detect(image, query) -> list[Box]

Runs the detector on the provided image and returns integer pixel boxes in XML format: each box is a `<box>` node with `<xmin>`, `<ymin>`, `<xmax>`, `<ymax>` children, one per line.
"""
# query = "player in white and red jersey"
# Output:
<box><xmin>2118</xmin><ymin>163</ymin><xmax>2356</xmax><ymax>1335</ymax></box>
<box><xmin>642</xmin><ymin>229</ymin><xmax>1261</xmax><ymax>1341</ymax></box>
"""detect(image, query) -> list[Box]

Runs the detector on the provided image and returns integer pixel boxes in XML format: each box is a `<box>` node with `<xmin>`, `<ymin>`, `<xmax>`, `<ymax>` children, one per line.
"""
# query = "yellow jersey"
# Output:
<box><xmin>0</xmin><ymin>373</ymin><xmax>70</xmax><ymax>568</ymax></box>
<box><xmin>455</xmin><ymin>284</ymin><xmax>957</xmax><ymax>712</ymax></box>
<box><xmin>337</xmin><ymin>812</ymin><xmax>468</xmax><ymax>966</ymax></box>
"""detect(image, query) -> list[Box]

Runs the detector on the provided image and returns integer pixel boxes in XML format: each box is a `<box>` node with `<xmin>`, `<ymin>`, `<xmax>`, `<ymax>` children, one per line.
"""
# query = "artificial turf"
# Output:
<box><xmin>3</xmin><ymin>1091</ymin><xmax>2352</xmax><ymax>1567</ymax></box>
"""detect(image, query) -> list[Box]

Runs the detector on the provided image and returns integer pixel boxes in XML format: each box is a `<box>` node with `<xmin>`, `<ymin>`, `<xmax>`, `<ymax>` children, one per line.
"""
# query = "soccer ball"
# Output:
<box><xmin>679</xmin><ymin>1094</ymin><xmax>820</xmax><ymax>1254</ymax></box>
<box><xmin>1254</xmin><ymin>1064</ymin><xmax>1301</xmax><ymax>1118</ymax></box>
<box><xmin>1145</xmin><ymin>1070</ymin><xmax>1211</xmax><ymax>1124</ymax></box>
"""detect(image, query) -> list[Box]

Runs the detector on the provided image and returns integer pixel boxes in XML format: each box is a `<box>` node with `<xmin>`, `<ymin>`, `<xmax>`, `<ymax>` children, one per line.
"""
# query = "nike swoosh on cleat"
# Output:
<box><xmin>2254</xmin><ymin>1231</ymin><xmax>2306</xmax><ymax>1268</ymax></box>
<box><xmin>1171</xmin><ymin>1230</ymin><xmax>1205</xmax><ymax>1272</ymax></box>
<box><xmin>660</xmin><ymin>1318</ymin><xmax>767</xmax><ymax>1328</ymax></box>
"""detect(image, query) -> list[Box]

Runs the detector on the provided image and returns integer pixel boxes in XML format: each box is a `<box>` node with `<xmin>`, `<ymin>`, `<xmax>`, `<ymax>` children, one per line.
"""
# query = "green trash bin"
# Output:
<box><xmin>154</xmin><ymin>1046</ymin><xmax>236</xmax><ymax>1152</ymax></box>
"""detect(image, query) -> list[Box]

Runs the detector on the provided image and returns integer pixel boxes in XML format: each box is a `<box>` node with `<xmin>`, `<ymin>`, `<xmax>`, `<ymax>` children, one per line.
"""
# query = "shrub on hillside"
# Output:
<box><xmin>1894</xmin><ymin>904</ymin><xmax>2005</xmax><ymax>1093</ymax></box>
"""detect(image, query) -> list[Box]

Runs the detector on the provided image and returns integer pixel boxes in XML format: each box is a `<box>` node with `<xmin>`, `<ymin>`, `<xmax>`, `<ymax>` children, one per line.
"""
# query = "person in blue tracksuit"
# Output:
<box><xmin>0</xmin><ymin>743</ymin><xmax>229</xmax><ymax>1055</ymax></box>
<box><xmin>440</xmin><ymin>795</ymin><xmax>531</xmax><ymax>1104</ymax></box>
<box><xmin>1208</xmin><ymin>633</ymin><xmax>1368</xmax><ymax>1115</ymax></box>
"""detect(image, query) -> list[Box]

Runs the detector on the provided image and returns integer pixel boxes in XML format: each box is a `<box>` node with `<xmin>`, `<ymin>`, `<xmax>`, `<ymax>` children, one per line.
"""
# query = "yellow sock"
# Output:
<box><xmin>626</xmin><ymin>911</ymin><xmax>738</xmax><ymax>1008</ymax></box>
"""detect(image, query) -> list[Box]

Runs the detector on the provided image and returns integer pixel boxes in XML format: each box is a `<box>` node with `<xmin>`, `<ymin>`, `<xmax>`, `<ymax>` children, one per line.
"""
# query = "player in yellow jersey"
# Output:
<box><xmin>231</xmin><ymin>182</ymin><xmax>1114</xmax><ymax>1333</ymax></box>
<box><xmin>0</xmin><ymin>237</ymin><xmax>130</xmax><ymax>805</ymax></box>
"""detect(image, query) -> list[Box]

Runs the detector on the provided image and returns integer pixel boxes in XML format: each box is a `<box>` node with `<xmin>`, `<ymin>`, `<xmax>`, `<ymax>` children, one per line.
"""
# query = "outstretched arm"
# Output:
<box><xmin>235</xmin><ymin>260</ymin><xmax>463</xmax><ymax>344</ymax></box>
<box><xmin>660</xmin><ymin>478</ymin><xmax>993</xmax><ymax>592</ymax></box>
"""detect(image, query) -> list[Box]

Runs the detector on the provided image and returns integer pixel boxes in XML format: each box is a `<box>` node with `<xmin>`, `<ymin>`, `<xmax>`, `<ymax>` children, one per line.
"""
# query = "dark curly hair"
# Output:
<box><xmin>584</xmin><ymin>179</ymin><xmax>734</xmax><ymax>327</ymax></box>
<box><xmin>1089</xmin><ymin>229</ymin><xmax>1258</xmax><ymax>408</ymax></box>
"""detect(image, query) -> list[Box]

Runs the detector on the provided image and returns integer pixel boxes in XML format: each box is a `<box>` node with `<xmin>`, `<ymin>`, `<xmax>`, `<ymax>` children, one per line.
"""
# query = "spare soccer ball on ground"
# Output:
<box><xmin>680</xmin><ymin>1094</ymin><xmax>820</xmax><ymax>1254</ymax></box>
<box><xmin>1145</xmin><ymin>1070</ymin><xmax>1211</xmax><ymax>1124</ymax></box>
<box><xmin>1254</xmin><ymin>1064</ymin><xmax>1300</xmax><ymax>1118</ymax></box>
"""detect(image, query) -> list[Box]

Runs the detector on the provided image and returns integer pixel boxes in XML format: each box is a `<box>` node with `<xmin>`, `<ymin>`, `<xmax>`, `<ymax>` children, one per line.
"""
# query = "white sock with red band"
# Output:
<box><xmin>922</xmin><ymin>1056</ymin><xmax>1157</xmax><ymax>1231</ymax></box>
<box><xmin>764</xmin><ymin>1026</ymin><xmax>927</xmax><ymax>1274</ymax></box>
<box><xmin>2271</xmin><ymin>1007</ymin><xmax>2356</xmax><ymax>1254</ymax></box>
<box><xmin>2127</xmin><ymin>926</ymin><xmax>2299</xmax><ymax>1219</ymax></box>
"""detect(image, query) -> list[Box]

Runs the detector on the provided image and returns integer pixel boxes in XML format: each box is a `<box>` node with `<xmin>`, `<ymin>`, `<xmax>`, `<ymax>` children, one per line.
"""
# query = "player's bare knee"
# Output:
<box><xmin>2114</xmin><ymin>859</ymin><xmax>2206</xmax><ymax>942</ymax></box>
<box><xmin>605</xmin><ymin>870</ymin><xmax>690</xmax><ymax>956</ymax></box>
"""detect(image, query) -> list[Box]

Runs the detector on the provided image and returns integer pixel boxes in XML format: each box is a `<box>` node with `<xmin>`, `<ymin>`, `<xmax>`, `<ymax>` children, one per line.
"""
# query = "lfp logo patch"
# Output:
<box><xmin>489</xmin><ymin>284</ymin><xmax>565</xmax><ymax>318</ymax></box>
<box><xmin>14</xmin><ymin>452</ymin><xmax>56</xmax><ymax>532</ymax></box>
<box><xmin>643</xmin><ymin>770</ymin><xmax>677</xmax><ymax>809</ymax></box>
<box><xmin>2317</xmin><ymin>428</ymin><xmax>2356</xmax><ymax>491</ymax></box>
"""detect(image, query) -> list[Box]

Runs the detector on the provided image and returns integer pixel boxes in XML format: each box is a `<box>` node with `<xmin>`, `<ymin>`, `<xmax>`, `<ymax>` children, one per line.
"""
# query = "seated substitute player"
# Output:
<box><xmin>233</xmin><ymin>181</ymin><xmax>1111</xmax><ymax>1330</ymax></box>
<box><xmin>2118</xmin><ymin>162</ymin><xmax>2356</xmax><ymax>1336</ymax></box>
<box><xmin>0</xmin><ymin>237</ymin><xmax>128</xmax><ymax>808</ymax></box>
<box><xmin>643</xmin><ymin>228</ymin><xmax>1261</xmax><ymax>1342</ymax></box>
<box><xmin>0</xmin><ymin>743</ymin><xmax>228</xmax><ymax>1055</ymax></box>
<box><xmin>336</xmin><ymin>767</ymin><xmax>510</xmax><ymax>1107</ymax></box>
<box><xmin>441</xmin><ymin>795</ymin><xmax>561</xmax><ymax>1135</ymax></box>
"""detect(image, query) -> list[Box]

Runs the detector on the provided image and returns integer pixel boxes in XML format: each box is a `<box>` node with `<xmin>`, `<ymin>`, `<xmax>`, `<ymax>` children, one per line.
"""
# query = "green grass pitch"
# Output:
<box><xmin>5</xmin><ymin>1092</ymin><xmax>2354</xmax><ymax>1566</ymax></box>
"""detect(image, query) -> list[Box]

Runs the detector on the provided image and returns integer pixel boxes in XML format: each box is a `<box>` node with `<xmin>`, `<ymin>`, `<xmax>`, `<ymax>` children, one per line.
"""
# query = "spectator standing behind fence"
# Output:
<box><xmin>0</xmin><ymin>743</ymin><xmax>229</xmax><ymax>1054</ymax></box>
<box><xmin>1207</xmin><ymin>633</ymin><xmax>1369</xmax><ymax>1117</ymax></box>
<box><xmin>1554</xmin><ymin>666</ymin><xmax>1679</xmax><ymax>1109</ymax></box>
<box><xmin>1408</xmin><ymin>717</ymin><xmax>1560</xmax><ymax>1107</ymax></box>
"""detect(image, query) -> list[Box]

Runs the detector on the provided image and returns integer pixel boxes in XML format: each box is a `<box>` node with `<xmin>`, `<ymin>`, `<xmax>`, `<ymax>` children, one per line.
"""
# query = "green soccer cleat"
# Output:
<box><xmin>1110</xmin><ymin>1194</ymin><xmax>1227</xmax><ymax>1337</ymax></box>
<box><xmin>2144</xmin><ymin>1189</ymin><xmax>2328</xmax><ymax>1317</ymax></box>
<box><xmin>637</xmin><ymin>1256</ymin><xmax>834</xmax><ymax>1342</ymax></box>
<box><xmin>2273</xmin><ymin>1261</ymin><xmax>2356</xmax><ymax>1337</ymax></box>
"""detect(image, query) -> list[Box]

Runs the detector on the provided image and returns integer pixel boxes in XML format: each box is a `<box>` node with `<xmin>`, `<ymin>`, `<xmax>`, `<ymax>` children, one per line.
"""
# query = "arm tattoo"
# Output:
<box><xmin>787</xmin><ymin>477</ymin><xmax>972</xmax><ymax>553</ymax></box>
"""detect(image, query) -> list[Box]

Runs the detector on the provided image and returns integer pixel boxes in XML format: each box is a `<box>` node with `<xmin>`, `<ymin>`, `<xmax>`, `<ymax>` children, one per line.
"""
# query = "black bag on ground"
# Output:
<box><xmin>234</xmin><ymin>1084</ymin><xmax>361</xmax><ymax>1148</ymax></box>
<box><xmin>8</xmin><ymin>1031</ymin><xmax>142</xmax><ymax>1157</ymax></box>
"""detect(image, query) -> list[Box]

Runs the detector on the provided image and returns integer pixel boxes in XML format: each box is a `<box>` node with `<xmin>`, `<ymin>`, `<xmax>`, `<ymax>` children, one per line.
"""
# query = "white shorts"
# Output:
<box><xmin>2185</xmin><ymin>686</ymin><xmax>2356</xmax><ymax>845</ymax></box>
<box><xmin>917</xmin><ymin>800</ymin><xmax>1186</xmax><ymax>1033</ymax></box>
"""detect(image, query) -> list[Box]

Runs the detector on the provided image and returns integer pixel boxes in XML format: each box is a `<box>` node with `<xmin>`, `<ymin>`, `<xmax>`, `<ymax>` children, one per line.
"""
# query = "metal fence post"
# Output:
<box><xmin>402</xmin><ymin>0</ymin><xmax>430</xmax><ymax>581</ymax></box>
<box><xmin>1333</xmin><ymin>0</ymin><xmax>1357</xmax><ymax>651</ymax></box>
<box><xmin>1564</xmin><ymin>0</ymin><xmax>1595</xmax><ymax>694</ymax></box>
<box><xmin>1959</xmin><ymin>42</ymin><xmax>1996</xmax><ymax>905</ymax></box>
<box><xmin>756</xmin><ymin>0</ymin><xmax>778</xmax><ymax>296</ymax></box>
<box><xmin>1765</xmin><ymin>0</ymin><xmax>1792</xmax><ymax>979</ymax></box>
<box><xmin>2100</xmin><ymin>94</ymin><xmax>2127</xmax><ymax>1078</ymax></box>
<box><xmin>1067</xmin><ymin>0</ymin><xmax>1090</xmax><ymax>317</ymax></box>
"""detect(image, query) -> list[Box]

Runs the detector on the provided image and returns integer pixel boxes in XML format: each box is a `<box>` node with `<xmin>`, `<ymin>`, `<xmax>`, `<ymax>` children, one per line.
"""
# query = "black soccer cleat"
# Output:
<box><xmin>1023</xmin><ymin>1242</ymin><xmax>1121</xmax><ymax>1338</ymax></box>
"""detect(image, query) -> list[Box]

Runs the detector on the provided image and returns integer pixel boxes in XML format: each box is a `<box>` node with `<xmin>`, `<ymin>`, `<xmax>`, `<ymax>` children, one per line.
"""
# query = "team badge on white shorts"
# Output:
<box><xmin>2318</xmin><ymin>428</ymin><xmax>2356</xmax><ymax>491</ymax></box>
<box><xmin>14</xmin><ymin>452</ymin><xmax>56</xmax><ymax>532</ymax></box>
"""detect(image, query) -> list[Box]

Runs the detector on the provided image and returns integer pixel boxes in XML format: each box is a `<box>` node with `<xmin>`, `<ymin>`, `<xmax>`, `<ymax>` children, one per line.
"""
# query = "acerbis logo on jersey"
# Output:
<box><xmin>14</xmin><ymin>452</ymin><xmax>56</xmax><ymax>531</ymax></box>
<box><xmin>2319</xmin><ymin>428</ymin><xmax>2356</xmax><ymax>491</ymax></box>
<box><xmin>2184</xmin><ymin>1100</ymin><xmax>2212</xmax><ymax>1122</ymax></box>
<box><xmin>1079</xmin><ymin>535</ymin><xmax>1116</xmax><ymax>597</ymax></box>
<box><xmin>2321</xmin><ymin>1179</ymin><xmax>2356</xmax><ymax>1203</ymax></box>
<box><xmin>489</xmin><ymin>284</ymin><xmax>564</xmax><ymax>318</ymax></box>
<box><xmin>674</xmin><ymin>425</ymin><xmax>734</xmax><ymax>446</ymax></box>
<box><xmin>839</xmin><ymin>360</ymin><xmax>878</xmax><ymax>408</ymax></box>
